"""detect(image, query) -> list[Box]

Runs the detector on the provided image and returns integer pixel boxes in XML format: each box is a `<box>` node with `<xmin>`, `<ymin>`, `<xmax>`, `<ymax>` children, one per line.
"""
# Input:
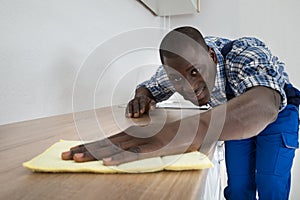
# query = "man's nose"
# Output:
<box><xmin>180</xmin><ymin>78</ymin><xmax>194</xmax><ymax>94</ymax></box>
<box><xmin>185</xmin><ymin>73</ymin><xmax>204</xmax><ymax>87</ymax></box>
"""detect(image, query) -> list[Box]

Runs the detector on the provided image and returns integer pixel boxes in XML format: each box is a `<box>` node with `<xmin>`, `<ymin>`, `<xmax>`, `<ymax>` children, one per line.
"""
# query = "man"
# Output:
<box><xmin>62</xmin><ymin>26</ymin><xmax>299</xmax><ymax>199</ymax></box>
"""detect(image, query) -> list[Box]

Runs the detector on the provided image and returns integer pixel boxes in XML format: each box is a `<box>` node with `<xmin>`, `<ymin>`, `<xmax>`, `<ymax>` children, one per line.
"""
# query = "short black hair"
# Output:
<box><xmin>159</xmin><ymin>26</ymin><xmax>208</xmax><ymax>64</ymax></box>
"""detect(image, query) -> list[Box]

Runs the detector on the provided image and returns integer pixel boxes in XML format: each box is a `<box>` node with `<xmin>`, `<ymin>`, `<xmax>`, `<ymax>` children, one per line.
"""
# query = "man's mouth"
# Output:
<box><xmin>182</xmin><ymin>85</ymin><xmax>209</xmax><ymax>105</ymax></box>
<box><xmin>194</xmin><ymin>86</ymin><xmax>206</xmax><ymax>99</ymax></box>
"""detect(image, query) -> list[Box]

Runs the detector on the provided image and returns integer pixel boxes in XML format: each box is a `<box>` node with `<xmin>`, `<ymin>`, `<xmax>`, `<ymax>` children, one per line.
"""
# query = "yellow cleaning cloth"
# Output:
<box><xmin>23</xmin><ymin>140</ymin><xmax>213</xmax><ymax>173</ymax></box>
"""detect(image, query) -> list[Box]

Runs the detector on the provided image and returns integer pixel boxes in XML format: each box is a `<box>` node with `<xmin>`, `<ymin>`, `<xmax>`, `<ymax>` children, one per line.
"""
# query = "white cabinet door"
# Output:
<box><xmin>139</xmin><ymin>0</ymin><xmax>200</xmax><ymax>16</ymax></box>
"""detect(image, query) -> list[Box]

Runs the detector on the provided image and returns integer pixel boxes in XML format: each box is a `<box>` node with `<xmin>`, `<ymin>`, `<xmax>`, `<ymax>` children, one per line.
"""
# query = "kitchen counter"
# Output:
<box><xmin>0</xmin><ymin>106</ymin><xmax>215</xmax><ymax>200</ymax></box>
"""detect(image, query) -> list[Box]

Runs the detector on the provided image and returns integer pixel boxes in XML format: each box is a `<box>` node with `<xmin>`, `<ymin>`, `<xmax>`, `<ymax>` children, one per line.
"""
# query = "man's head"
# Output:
<box><xmin>159</xmin><ymin>26</ymin><xmax>217</xmax><ymax>106</ymax></box>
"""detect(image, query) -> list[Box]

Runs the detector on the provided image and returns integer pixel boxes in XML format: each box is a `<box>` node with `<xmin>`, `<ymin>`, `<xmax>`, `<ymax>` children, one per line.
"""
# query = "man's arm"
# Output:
<box><xmin>198</xmin><ymin>86</ymin><xmax>280</xmax><ymax>143</ymax></box>
<box><xmin>62</xmin><ymin>86</ymin><xmax>281</xmax><ymax>165</ymax></box>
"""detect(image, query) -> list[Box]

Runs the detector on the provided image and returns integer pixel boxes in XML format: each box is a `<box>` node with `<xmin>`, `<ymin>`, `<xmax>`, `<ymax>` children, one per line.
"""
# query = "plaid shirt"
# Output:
<box><xmin>138</xmin><ymin>36</ymin><xmax>289</xmax><ymax>110</ymax></box>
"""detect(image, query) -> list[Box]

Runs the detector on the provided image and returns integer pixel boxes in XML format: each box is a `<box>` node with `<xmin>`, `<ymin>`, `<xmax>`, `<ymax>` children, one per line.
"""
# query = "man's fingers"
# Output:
<box><xmin>73</xmin><ymin>151</ymin><xmax>97</xmax><ymax>162</ymax></box>
<box><xmin>139</xmin><ymin>98</ymin><xmax>156</xmax><ymax>114</ymax></box>
<box><xmin>126</xmin><ymin>99</ymin><xmax>140</xmax><ymax>118</ymax></box>
<box><xmin>78</xmin><ymin>133</ymin><xmax>128</xmax><ymax>150</ymax></box>
<box><xmin>125</xmin><ymin>101</ymin><xmax>133</xmax><ymax>118</ymax></box>
<box><xmin>139</xmin><ymin>98</ymin><xmax>147</xmax><ymax>114</ymax></box>
<box><xmin>61</xmin><ymin>145</ymin><xmax>87</xmax><ymax>160</ymax></box>
<box><xmin>103</xmin><ymin>144</ymin><xmax>158</xmax><ymax>166</ymax></box>
<box><xmin>86</xmin><ymin>144</ymin><xmax>124</xmax><ymax>160</ymax></box>
<box><xmin>126</xmin><ymin>99</ymin><xmax>141</xmax><ymax>118</ymax></box>
<box><xmin>102</xmin><ymin>150</ymin><xmax>139</xmax><ymax>166</ymax></box>
<box><xmin>61</xmin><ymin>133</ymin><xmax>129</xmax><ymax>160</ymax></box>
<box><xmin>149</xmin><ymin>100</ymin><xmax>156</xmax><ymax>110</ymax></box>
<box><xmin>126</xmin><ymin>97</ymin><xmax>156</xmax><ymax>118</ymax></box>
<box><xmin>69</xmin><ymin>134</ymin><xmax>140</xmax><ymax>162</ymax></box>
<box><xmin>61</xmin><ymin>151</ymin><xmax>73</xmax><ymax>160</ymax></box>
<box><xmin>88</xmin><ymin>138</ymin><xmax>144</xmax><ymax>160</ymax></box>
<box><xmin>63</xmin><ymin>143</ymin><xmax>122</xmax><ymax>162</ymax></box>
<box><xmin>70</xmin><ymin>144</ymin><xmax>83</xmax><ymax>150</ymax></box>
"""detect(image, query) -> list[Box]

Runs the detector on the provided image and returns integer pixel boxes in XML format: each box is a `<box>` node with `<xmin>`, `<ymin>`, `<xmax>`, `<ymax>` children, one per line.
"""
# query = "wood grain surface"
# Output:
<box><xmin>0</xmin><ymin>106</ymin><xmax>212</xmax><ymax>200</ymax></box>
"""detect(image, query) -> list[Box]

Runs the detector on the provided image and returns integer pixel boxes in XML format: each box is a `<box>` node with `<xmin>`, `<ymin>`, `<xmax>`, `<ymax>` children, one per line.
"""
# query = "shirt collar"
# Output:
<box><xmin>206</xmin><ymin>42</ymin><xmax>227</xmax><ymax>106</ymax></box>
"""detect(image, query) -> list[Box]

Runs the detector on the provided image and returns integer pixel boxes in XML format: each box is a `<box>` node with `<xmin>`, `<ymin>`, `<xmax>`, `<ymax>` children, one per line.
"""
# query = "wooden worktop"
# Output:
<box><xmin>0</xmin><ymin>106</ymin><xmax>212</xmax><ymax>200</ymax></box>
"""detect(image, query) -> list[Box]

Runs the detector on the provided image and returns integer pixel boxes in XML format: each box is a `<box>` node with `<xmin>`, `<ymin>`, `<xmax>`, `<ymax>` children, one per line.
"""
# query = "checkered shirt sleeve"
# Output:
<box><xmin>137</xmin><ymin>65</ymin><xmax>175</xmax><ymax>102</ymax></box>
<box><xmin>225</xmin><ymin>37</ymin><xmax>288</xmax><ymax>110</ymax></box>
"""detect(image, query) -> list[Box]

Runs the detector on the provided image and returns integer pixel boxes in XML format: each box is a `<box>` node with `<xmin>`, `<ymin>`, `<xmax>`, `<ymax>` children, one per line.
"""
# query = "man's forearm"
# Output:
<box><xmin>130</xmin><ymin>86</ymin><xmax>281</xmax><ymax>152</ymax></box>
<box><xmin>199</xmin><ymin>86</ymin><xmax>280</xmax><ymax>142</ymax></box>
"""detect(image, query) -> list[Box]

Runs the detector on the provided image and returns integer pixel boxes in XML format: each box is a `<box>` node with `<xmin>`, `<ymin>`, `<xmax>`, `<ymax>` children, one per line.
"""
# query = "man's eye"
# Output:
<box><xmin>191</xmin><ymin>68</ymin><xmax>199</xmax><ymax>76</ymax></box>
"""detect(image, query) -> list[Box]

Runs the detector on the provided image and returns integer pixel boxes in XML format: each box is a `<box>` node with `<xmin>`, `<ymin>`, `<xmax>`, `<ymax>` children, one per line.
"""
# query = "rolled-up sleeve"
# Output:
<box><xmin>137</xmin><ymin>65</ymin><xmax>176</xmax><ymax>102</ymax></box>
<box><xmin>226</xmin><ymin>40</ymin><xmax>288</xmax><ymax>111</ymax></box>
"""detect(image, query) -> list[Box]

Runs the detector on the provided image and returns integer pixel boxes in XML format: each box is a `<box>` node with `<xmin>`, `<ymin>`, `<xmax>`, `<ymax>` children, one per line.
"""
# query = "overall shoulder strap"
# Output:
<box><xmin>284</xmin><ymin>84</ymin><xmax>300</xmax><ymax>106</ymax></box>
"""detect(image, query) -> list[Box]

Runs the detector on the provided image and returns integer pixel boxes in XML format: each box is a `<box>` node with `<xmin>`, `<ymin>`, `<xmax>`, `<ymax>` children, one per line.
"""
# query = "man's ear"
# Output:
<box><xmin>208</xmin><ymin>47</ymin><xmax>217</xmax><ymax>64</ymax></box>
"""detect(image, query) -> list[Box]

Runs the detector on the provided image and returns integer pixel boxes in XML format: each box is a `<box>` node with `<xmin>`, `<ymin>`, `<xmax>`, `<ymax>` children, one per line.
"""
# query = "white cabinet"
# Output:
<box><xmin>138</xmin><ymin>0</ymin><xmax>200</xmax><ymax>16</ymax></box>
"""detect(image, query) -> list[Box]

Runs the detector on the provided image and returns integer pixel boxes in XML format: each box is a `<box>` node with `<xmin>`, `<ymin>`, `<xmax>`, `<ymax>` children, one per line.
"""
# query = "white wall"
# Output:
<box><xmin>0</xmin><ymin>0</ymin><xmax>162</xmax><ymax>125</ymax></box>
<box><xmin>1</xmin><ymin>0</ymin><xmax>299</xmax><ymax>198</ymax></box>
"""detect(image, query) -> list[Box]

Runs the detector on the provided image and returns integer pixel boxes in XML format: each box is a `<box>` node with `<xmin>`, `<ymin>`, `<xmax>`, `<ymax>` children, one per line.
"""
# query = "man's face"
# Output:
<box><xmin>163</xmin><ymin>45</ymin><xmax>217</xmax><ymax>106</ymax></box>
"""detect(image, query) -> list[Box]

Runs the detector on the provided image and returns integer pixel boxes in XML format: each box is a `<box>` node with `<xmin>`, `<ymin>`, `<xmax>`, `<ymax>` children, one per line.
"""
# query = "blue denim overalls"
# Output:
<box><xmin>221</xmin><ymin>41</ymin><xmax>300</xmax><ymax>200</ymax></box>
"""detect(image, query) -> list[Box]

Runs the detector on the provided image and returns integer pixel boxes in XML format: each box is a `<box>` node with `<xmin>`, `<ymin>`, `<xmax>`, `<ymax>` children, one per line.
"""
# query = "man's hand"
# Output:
<box><xmin>61</xmin><ymin>119</ymin><xmax>203</xmax><ymax>166</ymax></box>
<box><xmin>61</xmin><ymin>87</ymin><xmax>205</xmax><ymax>166</ymax></box>
<box><xmin>126</xmin><ymin>87</ymin><xmax>156</xmax><ymax>118</ymax></box>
